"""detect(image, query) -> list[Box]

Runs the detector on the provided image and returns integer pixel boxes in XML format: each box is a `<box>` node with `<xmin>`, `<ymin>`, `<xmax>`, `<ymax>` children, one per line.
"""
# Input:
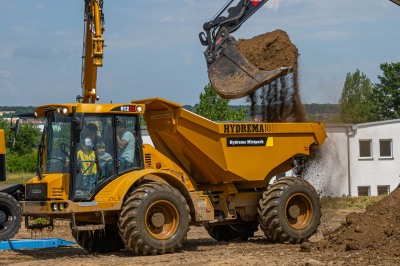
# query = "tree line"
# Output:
<box><xmin>1</xmin><ymin>60</ymin><xmax>398</xmax><ymax>173</ymax></box>
<box><xmin>0</xmin><ymin>107</ymin><xmax>35</xmax><ymax>117</ymax></box>
<box><xmin>339</xmin><ymin>62</ymin><xmax>400</xmax><ymax>123</ymax></box>
<box><xmin>195</xmin><ymin>61</ymin><xmax>400</xmax><ymax>124</ymax></box>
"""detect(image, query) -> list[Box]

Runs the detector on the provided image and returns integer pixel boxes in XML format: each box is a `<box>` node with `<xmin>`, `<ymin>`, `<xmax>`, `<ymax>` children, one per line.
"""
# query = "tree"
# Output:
<box><xmin>339</xmin><ymin>69</ymin><xmax>376</xmax><ymax>123</ymax></box>
<box><xmin>1</xmin><ymin>119</ymin><xmax>40</xmax><ymax>173</ymax></box>
<box><xmin>372</xmin><ymin>62</ymin><xmax>400</xmax><ymax>120</ymax></box>
<box><xmin>195</xmin><ymin>83</ymin><xmax>248</xmax><ymax>121</ymax></box>
<box><xmin>13</xmin><ymin>123</ymin><xmax>40</xmax><ymax>156</ymax></box>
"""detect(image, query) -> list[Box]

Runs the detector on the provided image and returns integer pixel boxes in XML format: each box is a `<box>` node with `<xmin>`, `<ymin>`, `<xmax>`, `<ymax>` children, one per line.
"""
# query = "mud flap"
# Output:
<box><xmin>208</xmin><ymin>40</ymin><xmax>292</xmax><ymax>99</ymax></box>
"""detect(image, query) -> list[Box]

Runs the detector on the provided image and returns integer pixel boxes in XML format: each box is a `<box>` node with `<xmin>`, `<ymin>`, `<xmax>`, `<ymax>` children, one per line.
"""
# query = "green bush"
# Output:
<box><xmin>6</xmin><ymin>151</ymin><xmax>37</xmax><ymax>172</ymax></box>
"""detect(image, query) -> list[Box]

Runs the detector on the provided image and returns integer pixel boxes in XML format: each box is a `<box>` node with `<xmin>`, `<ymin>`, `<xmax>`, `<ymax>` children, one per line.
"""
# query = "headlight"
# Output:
<box><xmin>56</xmin><ymin>107</ymin><xmax>69</xmax><ymax>115</ymax></box>
<box><xmin>51</xmin><ymin>202</ymin><xmax>68</xmax><ymax>212</ymax></box>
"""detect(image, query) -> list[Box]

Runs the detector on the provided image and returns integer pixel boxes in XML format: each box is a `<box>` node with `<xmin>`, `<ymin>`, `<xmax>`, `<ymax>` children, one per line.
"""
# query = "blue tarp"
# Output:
<box><xmin>0</xmin><ymin>238</ymin><xmax>76</xmax><ymax>250</ymax></box>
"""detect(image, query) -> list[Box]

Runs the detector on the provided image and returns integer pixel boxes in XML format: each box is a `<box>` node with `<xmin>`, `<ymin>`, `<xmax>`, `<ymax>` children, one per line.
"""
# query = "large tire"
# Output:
<box><xmin>118</xmin><ymin>182</ymin><xmax>191</xmax><ymax>255</ymax></box>
<box><xmin>257</xmin><ymin>177</ymin><xmax>321</xmax><ymax>244</ymax></box>
<box><xmin>72</xmin><ymin>226</ymin><xmax>125</xmax><ymax>253</ymax></box>
<box><xmin>205</xmin><ymin>221</ymin><xmax>259</xmax><ymax>241</ymax></box>
<box><xmin>0</xmin><ymin>192</ymin><xmax>21</xmax><ymax>240</ymax></box>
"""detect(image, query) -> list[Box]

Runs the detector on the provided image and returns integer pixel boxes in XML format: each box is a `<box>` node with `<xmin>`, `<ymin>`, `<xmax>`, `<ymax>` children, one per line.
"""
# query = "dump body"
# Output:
<box><xmin>133</xmin><ymin>98</ymin><xmax>327</xmax><ymax>185</ymax></box>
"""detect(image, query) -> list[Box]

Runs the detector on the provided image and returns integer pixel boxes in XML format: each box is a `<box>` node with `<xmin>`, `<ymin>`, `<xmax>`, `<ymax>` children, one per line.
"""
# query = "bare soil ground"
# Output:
<box><xmin>1</xmin><ymin>195</ymin><xmax>399</xmax><ymax>266</ymax></box>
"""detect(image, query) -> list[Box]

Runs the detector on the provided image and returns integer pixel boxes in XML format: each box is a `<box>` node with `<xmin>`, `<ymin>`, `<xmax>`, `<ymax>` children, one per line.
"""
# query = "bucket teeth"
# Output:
<box><xmin>208</xmin><ymin>40</ymin><xmax>292</xmax><ymax>99</ymax></box>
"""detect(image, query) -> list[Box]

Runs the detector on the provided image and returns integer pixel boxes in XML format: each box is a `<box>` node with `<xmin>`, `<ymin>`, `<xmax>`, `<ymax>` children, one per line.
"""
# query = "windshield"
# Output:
<box><xmin>40</xmin><ymin>112</ymin><xmax>71</xmax><ymax>175</ymax></box>
<box><xmin>72</xmin><ymin>114</ymin><xmax>142</xmax><ymax>200</ymax></box>
<box><xmin>73</xmin><ymin>116</ymin><xmax>114</xmax><ymax>199</ymax></box>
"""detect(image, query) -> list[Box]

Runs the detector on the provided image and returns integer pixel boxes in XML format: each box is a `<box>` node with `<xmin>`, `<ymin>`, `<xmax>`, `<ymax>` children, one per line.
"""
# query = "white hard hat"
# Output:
<box><xmin>84</xmin><ymin>138</ymin><xmax>93</xmax><ymax>147</ymax></box>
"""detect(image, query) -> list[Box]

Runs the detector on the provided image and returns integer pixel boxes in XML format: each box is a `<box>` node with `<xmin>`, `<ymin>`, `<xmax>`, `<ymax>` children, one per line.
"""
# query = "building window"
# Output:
<box><xmin>357</xmin><ymin>186</ymin><xmax>370</xmax><ymax>196</ymax></box>
<box><xmin>359</xmin><ymin>140</ymin><xmax>372</xmax><ymax>158</ymax></box>
<box><xmin>377</xmin><ymin>185</ymin><xmax>390</xmax><ymax>196</ymax></box>
<box><xmin>379</xmin><ymin>139</ymin><xmax>392</xmax><ymax>158</ymax></box>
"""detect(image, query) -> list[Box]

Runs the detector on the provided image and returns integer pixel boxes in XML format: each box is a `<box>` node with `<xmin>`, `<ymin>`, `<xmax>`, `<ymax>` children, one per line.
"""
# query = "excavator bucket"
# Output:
<box><xmin>208</xmin><ymin>42</ymin><xmax>292</xmax><ymax>99</ymax></box>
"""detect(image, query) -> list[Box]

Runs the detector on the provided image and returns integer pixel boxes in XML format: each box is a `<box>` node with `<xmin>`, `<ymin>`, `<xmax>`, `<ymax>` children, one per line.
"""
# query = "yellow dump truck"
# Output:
<box><xmin>20</xmin><ymin>97</ymin><xmax>326</xmax><ymax>255</ymax></box>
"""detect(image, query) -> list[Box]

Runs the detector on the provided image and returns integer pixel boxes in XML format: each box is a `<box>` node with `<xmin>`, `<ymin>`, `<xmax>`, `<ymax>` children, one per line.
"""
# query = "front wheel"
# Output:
<box><xmin>257</xmin><ymin>177</ymin><xmax>321</xmax><ymax>244</ymax></box>
<box><xmin>118</xmin><ymin>182</ymin><xmax>190</xmax><ymax>255</ymax></box>
<box><xmin>0</xmin><ymin>192</ymin><xmax>21</xmax><ymax>240</ymax></box>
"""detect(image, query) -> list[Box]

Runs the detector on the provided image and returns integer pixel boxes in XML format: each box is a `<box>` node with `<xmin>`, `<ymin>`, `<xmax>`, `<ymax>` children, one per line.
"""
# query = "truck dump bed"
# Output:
<box><xmin>133</xmin><ymin>98</ymin><xmax>326</xmax><ymax>184</ymax></box>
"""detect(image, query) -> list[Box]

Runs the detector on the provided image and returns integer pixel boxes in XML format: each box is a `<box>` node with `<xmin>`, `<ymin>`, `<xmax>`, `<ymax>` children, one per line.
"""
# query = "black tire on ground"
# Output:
<box><xmin>72</xmin><ymin>225</ymin><xmax>125</xmax><ymax>253</ymax></box>
<box><xmin>0</xmin><ymin>192</ymin><xmax>21</xmax><ymax>240</ymax></box>
<box><xmin>257</xmin><ymin>177</ymin><xmax>321</xmax><ymax>244</ymax></box>
<box><xmin>118</xmin><ymin>182</ymin><xmax>191</xmax><ymax>255</ymax></box>
<box><xmin>205</xmin><ymin>221</ymin><xmax>259</xmax><ymax>241</ymax></box>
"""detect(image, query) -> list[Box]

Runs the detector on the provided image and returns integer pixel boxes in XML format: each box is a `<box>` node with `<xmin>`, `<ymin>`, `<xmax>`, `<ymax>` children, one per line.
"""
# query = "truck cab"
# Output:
<box><xmin>24</xmin><ymin>103</ymin><xmax>145</xmax><ymax>204</ymax></box>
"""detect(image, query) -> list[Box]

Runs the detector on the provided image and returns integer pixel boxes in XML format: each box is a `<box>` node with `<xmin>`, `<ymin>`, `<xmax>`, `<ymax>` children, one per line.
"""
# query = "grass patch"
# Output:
<box><xmin>321</xmin><ymin>195</ymin><xmax>385</xmax><ymax>209</ymax></box>
<box><xmin>1</xmin><ymin>172</ymin><xmax>36</xmax><ymax>184</ymax></box>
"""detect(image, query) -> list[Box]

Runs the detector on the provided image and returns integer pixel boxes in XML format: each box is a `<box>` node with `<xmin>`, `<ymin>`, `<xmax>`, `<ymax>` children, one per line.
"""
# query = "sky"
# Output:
<box><xmin>0</xmin><ymin>0</ymin><xmax>399</xmax><ymax>106</ymax></box>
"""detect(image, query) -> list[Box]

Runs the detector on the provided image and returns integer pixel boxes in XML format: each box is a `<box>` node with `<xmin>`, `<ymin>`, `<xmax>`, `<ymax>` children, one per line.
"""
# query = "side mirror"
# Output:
<box><xmin>72</xmin><ymin>113</ymin><xmax>85</xmax><ymax>131</ymax></box>
<box><xmin>8</xmin><ymin>119</ymin><xmax>20</xmax><ymax>148</ymax></box>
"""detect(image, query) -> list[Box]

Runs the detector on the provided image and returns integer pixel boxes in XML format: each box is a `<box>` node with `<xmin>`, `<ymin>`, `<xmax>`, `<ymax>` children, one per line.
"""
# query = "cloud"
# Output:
<box><xmin>0</xmin><ymin>80</ymin><xmax>18</xmax><ymax>101</ymax></box>
<box><xmin>13</xmin><ymin>45</ymin><xmax>69</xmax><ymax>60</ymax></box>
<box><xmin>266</xmin><ymin>0</ymin><xmax>303</xmax><ymax>10</ymax></box>
<box><xmin>0</xmin><ymin>69</ymin><xmax>11</xmax><ymax>78</ymax></box>
<box><xmin>160</xmin><ymin>16</ymin><xmax>186</xmax><ymax>23</ymax></box>
<box><xmin>266</xmin><ymin>0</ymin><xmax>283</xmax><ymax>10</ymax></box>
<box><xmin>302</xmin><ymin>30</ymin><xmax>349</xmax><ymax>41</ymax></box>
<box><xmin>181</xmin><ymin>51</ymin><xmax>193</xmax><ymax>65</ymax></box>
<box><xmin>0</xmin><ymin>46</ymin><xmax>14</xmax><ymax>60</ymax></box>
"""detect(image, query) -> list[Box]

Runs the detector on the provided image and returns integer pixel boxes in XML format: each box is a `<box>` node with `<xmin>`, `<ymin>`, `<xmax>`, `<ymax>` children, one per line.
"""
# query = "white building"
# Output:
<box><xmin>303</xmin><ymin>120</ymin><xmax>400</xmax><ymax>197</ymax></box>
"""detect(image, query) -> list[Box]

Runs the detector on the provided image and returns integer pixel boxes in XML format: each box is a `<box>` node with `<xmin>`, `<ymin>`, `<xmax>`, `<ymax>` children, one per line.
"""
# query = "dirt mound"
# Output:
<box><xmin>302</xmin><ymin>185</ymin><xmax>400</xmax><ymax>256</ymax></box>
<box><xmin>237</xmin><ymin>30</ymin><xmax>305</xmax><ymax>122</ymax></box>
<box><xmin>237</xmin><ymin>29</ymin><xmax>298</xmax><ymax>71</ymax></box>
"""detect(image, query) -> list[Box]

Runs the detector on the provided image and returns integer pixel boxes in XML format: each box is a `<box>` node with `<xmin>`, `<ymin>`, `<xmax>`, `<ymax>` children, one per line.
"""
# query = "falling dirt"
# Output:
<box><xmin>237</xmin><ymin>29</ymin><xmax>305</xmax><ymax>122</ymax></box>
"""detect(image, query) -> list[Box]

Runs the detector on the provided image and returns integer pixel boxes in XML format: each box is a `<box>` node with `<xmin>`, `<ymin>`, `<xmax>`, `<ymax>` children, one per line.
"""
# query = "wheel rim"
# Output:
<box><xmin>145</xmin><ymin>200</ymin><xmax>179</xmax><ymax>240</ymax></box>
<box><xmin>285</xmin><ymin>193</ymin><xmax>313</xmax><ymax>230</ymax></box>
<box><xmin>0</xmin><ymin>204</ymin><xmax>13</xmax><ymax>230</ymax></box>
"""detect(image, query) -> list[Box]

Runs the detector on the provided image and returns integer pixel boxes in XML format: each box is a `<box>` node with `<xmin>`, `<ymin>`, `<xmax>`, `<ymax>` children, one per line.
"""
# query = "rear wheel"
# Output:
<box><xmin>118</xmin><ymin>182</ymin><xmax>190</xmax><ymax>255</ymax></box>
<box><xmin>0</xmin><ymin>192</ymin><xmax>21</xmax><ymax>240</ymax></box>
<box><xmin>257</xmin><ymin>177</ymin><xmax>320</xmax><ymax>243</ymax></box>
<box><xmin>205</xmin><ymin>221</ymin><xmax>259</xmax><ymax>241</ymax></box>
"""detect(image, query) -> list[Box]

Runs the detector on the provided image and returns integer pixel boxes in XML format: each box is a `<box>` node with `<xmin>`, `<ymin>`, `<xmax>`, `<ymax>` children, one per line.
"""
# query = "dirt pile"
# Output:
<box><xmin>238</xmin><ymin>29</ymin><xmax>298</xmax><ymax>71</ymax></box>
<box><xmin>237</xmin><ymin>30</ymin><xmax>305</xmax><ymax>122</ymax></box>
<box><xmin>302</xmin><ymin>185</ymin><xmax>400</xmax><ymax>256</ymax></box>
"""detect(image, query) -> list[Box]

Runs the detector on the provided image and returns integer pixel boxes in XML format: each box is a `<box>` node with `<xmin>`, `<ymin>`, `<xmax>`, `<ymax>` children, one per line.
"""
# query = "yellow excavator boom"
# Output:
<box><xmin>80</xmin><ymin>0</ymin><xmax>104</xmax><ymax>104</ymax></box>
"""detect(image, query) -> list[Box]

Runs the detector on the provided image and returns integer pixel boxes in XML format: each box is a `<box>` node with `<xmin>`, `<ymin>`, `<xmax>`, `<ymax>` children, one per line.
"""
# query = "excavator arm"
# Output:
<box><xmin>391</xmin><ymin>0</ymin><xmax>400</xmax><ymax>6</ymax></box>
<box><xmin>199</xmin><ymin>0</ymin><xmax>291</xmax><ymax>99</ymax></box>
<box><xmin>200</xmin><ymin>0</ymin><xmax>269</xmax><ymax>66</ymax></box>
<box><xmin>79</xmin><ymin>0</ymin><xmax>105</xmax><ymax>103</ymax></box>
<box><xmin>200</xmin><ymin>0</ymin><xmax>400</xmax><ymax>99</ymax></box>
